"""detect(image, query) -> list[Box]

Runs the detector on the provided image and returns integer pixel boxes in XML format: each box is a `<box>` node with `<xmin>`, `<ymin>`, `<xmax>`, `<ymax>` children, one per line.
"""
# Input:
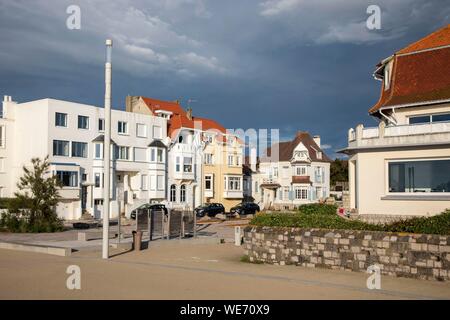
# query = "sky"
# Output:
<box><xmin>0</xmin><ymin>0</ymin><xmax>449</xmax><ymax>158</ymax></box>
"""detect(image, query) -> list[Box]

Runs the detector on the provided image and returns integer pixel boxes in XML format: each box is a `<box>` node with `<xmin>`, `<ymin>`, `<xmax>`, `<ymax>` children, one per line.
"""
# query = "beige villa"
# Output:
<box><xmin>340</xmin><ymin>25</ymin><xmax>450</xmax><ymax>220</ymax></box>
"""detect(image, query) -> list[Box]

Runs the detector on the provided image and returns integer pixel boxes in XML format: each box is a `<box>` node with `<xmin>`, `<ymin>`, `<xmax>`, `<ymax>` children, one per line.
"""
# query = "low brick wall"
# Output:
<box><xmin>244</xmin><ymin>226</ymin><xmax>450</xmax><ymax>281</ymax></box>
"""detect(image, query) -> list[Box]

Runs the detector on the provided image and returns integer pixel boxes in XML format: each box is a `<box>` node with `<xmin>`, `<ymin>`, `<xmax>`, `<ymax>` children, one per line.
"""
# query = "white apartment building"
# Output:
<box><xmin>339</xmin><ymin>25</ymin><xmax>450</xmax><ymax>219</ymax></box>
<box><xmin>0</xmin><ymin>96</ymin><xmax>168</xmax><ymax>220</ymax></box>
<box><xmin>251</xmin><ymin>132</ymin><xmax>331</xmax><ymax>210</ymax></box>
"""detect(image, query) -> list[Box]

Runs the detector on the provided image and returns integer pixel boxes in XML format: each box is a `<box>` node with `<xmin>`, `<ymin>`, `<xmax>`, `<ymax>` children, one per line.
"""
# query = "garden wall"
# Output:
<box><xmin>244</xmin><ymin>226</ymin><xmax>450</xmax><ymax>281</ymax></box>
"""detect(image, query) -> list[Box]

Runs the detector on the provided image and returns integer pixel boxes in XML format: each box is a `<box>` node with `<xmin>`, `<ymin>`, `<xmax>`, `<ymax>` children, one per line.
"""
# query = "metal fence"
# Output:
<box><xmin>135</xmin><ymin>208</ymin><xmax>197</xmax><ymax>241</ymax></box>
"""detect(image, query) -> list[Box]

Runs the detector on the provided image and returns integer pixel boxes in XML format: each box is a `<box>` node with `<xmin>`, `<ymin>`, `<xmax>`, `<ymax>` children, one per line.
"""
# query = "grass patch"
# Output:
<box><xmin>250</xmin><ymin>204</ymin><xmax>450</xmax><ymax>235</ymax></box>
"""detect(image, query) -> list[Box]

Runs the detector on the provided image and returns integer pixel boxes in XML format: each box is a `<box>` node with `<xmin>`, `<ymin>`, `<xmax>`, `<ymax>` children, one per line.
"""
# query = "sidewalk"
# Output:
<box><xmin>0</xmin><ymin>242</ymin><xmax>449</xmax><ymax>299</ymax></box>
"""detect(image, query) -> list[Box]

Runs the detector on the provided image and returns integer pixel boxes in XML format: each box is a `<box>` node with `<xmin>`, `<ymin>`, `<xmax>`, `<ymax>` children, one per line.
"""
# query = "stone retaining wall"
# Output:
<box><xmin>244</xmin><ymin>226</ymin><xmax>450</xmax><ymax>281</ymax></box>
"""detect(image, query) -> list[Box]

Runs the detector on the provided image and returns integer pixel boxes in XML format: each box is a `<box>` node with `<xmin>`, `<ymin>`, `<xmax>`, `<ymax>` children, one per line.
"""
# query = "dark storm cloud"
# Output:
<box><xmin>0</xmin><ymin>0</ymin><xmax>449</xmax><ymax>158</ymax></box>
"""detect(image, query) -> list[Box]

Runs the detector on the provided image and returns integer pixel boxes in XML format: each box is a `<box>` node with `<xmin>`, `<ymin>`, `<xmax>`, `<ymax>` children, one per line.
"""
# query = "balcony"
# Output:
<box><xmin>347</xmin><ymin>121</ymin><xmax>450</xmax><ymax>150</ymax></box>
<box><xmin>173</xmin><ymin>169</ymin><xmax>195</xmax><ymax>181</ymax></box>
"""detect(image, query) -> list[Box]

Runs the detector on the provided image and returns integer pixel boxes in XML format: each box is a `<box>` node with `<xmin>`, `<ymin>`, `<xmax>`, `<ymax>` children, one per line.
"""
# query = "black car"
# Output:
<box><xmin>130</xmin><ymin>203</ymin><xmax>168</xmax><ymax>219</ymax></box>
<box><xmin>230</xmin><ymin>202</ymin><xmax>260</xmax><ymax>215</ymax></box>
<box><xmin>195</xmin><ymin>203</ymin><xmax>225</xmax><ymax>217</ymax></box>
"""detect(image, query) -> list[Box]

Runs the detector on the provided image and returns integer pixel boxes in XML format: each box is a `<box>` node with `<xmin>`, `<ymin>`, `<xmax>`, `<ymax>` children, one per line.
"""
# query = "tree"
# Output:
<box><xmin>15</xmin><ymin>156</ymin><xmax>62</xmax><ymax>225</ymax></box>
<box><xmin>330</xmin><ymin>158</ymin><xmax>348</xmax><ymax>187</ymax></box>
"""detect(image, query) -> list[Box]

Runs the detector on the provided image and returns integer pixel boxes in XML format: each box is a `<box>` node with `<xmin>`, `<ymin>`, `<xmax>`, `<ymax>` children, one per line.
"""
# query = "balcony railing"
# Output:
<box><xmin>347</xmin><ymin>121</ymin><xmax>450</xmax><ymax>148</ymax></box>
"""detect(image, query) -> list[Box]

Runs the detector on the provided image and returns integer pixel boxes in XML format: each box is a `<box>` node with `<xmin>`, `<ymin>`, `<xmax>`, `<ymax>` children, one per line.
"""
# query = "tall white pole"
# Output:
<box><xmin>102</xmin><ymin>39</ymin><xmax>113</xmax><ymax>259</ymax></box>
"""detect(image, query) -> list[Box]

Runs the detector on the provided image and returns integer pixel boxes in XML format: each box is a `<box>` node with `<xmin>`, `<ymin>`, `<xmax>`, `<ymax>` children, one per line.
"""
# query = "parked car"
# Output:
<box><xmin>195</xmin><ymin>203</ymin><xmax>225</xmax><ymax>217</ymax></box>
<box><xmin>230</xmin><ymin>202</ymin><xmax>260</xmax><ymax>215</ymax></box>
<box><xmin>130</xmin><ymin>203</ymin><xmax>168</xmax><ymax>219</ymax></box>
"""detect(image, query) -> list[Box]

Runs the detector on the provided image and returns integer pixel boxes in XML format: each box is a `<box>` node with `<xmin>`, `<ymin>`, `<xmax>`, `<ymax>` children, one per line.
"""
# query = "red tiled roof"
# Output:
<box><xmin>140</xmin><ymin>96</ymin><xmax>232</xmax><ymax>142</ymax></box>
<box><xmin>262</xmin><ymin>131</ymin><xmax>331</xmax><ymax>163</ymax></box>
<box><xmin>397</xmin><ymin>24</ymin><xmax>450</xmax><ymax>54</ymax></box>
<box><xmin>292</xmin><ymin>176</ymin><xmax>311</xmax><ymax>184</ymax></box>
<box><xmin>369</xmin><ymin>24</ymin><xmax>450</xmax><ymax>115</ymax></box>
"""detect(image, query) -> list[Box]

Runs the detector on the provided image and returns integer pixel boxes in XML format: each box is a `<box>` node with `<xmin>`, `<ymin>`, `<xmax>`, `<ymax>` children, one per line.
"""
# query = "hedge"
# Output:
<box><xmin>251</xmin><ymin>204</ymin><xmax>450</xmax><ymax>235</ymax></box>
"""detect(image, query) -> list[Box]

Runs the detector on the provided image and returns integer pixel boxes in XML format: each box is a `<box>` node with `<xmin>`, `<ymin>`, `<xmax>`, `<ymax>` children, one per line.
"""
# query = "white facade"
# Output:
<box><xmin>166</xmin><ymin>127</ymin><xmax>204</xmax><ymax>210</ymax></box>
<box><xmin>343</xmin><ymin>104</ymin><xmax>450</xmax><ymax>217</ymax></box>
<box><xmin>251</xmin><ymin>135</ymin><xmax>331</xmax><ymax>210</ymax></box>
<box><xmin>0</xmin><ymin>96</ymin><xmax>168</xmax><ymax>220</ymax></box>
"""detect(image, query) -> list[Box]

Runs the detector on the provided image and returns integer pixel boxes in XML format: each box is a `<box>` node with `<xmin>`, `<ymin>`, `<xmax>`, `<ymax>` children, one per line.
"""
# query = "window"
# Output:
<box><xmin>284</xmin><ymin>187</ymin><xmax>290</xmax><ymax>200</ymax></box>
<box><xmin>153</xmin><ymin>125</ymin><xmax>162</xmax><ymax>139</ymax></box>
<box><xmin>295</xmin><ymin>166</ymin><xmax>307</xmax><ymax>176</ymax></box>
<box><xmin>204</xmin><ymin>153</ymin><xmax>213</xmax><ymax>165</ymax></box>
<box><xmin>183</xmin><ymin>157</ymin><xmax>192</xmax><ymax>173</ymax></box>
<box><xmin>118</xmin><ymin>121</ymin><xmax>128</xmax><ymax>134</ymax></box>
<box><xmin>115</xmin><ymin>146</ymin><xmax>129</xmax><ymax>160</ymax></box>
<box><xmin>228</xmin><ymin>155</ymin><xmax>233</xmax><ymax>166</ymax></box>
<box><xmin>315</xmin><ymin>167</ymin><xmax>324</xmax><ymax>183</ymax></box>
<box><xmin>409</xmin><ymin>115</ymin><xmax>431</xmax><ymax>124</ymax></box>
<box><xmin>141</xmin><ymin>174</ymin><xmax>148</xmax><ymax>190</ymax></box>
<box><xmin>95</xmin><ymin>173</ymin><xmax>101</xmax><ymax>188</ymax></box>
<box><xmin>55</xmin><ymin>113</ymin><xmax>67</xmax><ymax>127</ymax></box>
<box><xmin>78</xmin><ymin>115</ymin><xmax>89</xmax><ymax>129</ymax></box>
<box><xmin>71</xmin><ymin>142</ymin><xmax>88</xmax><ymax>158</ymax></box>
<box><xmin>205</xmin><ymin>175</ymin><xmax>213</xmax><ymax>190</ymax></box>
<box><xmin>94</xmin><ymin>143</ymin><xmax>102</xmax><ymax>159</ymax></box>
<box><xmin>388</xmin><ymin>159</ymin><xmax>450</xmax><ymax>193</ymax></box>
<box><xmin>56</xmin><ymin>171</ymin><xmax>78</xmax><ymax>187</ymax></box>
<box><xmin>170</xmin><ymin>185</ymin><xmax>176</xmax><ymax>202</ymax></box>
<box><xmin>157</xmin><ymin>175</ymin><xmax>164</xmax><ymax>190</ymax></box>
<box><xmin>408</xmin><ymin>113</ymin><xmax>450</xmax><ymax>124</ymax></box>
<box><xmin>98</xmin><ymin>118</ymin><xmax>105</xmax><ymax>131</ymax></box>
<box><xmin>150</xmin><ymin>149</ymin><xmax>156</xmax><ymax>162</ymax></box>
<box><xmin>225</xmin><ymin>176</ymin><xmax>241</xmax><ymax>191</ymax></box>
<box><xmin>136</xmin><ymin>123</ymin><xmax>147</xmax><ymax>137</ymax></box>
<box><xmin>53</xmin><ymin>140</ymin><xmax>69</xmax><ymax>156</ymax></box>
<box><xmin>180</xmin><ymin>185</ymin><xmax>186</xmax><ymax>202</ymax></box>
<box><xmin>433</xmin><ymin>113</ymin><xmax>450</xmax><ymax>123</ymax></box>
<box><xmin>236</xmin><ymin>156</ymin><xmax>240</xmax><ymax>166</ymax></box>
<box><xmin>157</xmin><ymin>149</ymin><xmax>164</xmax><ymax>163</ymax></box>
<box><xmin>134</xmin><ymin>147</ymin><xmax>147</xmax><ymax>162</ymax></box>
<box><xmin>176</xmin><ymin>157</ymin><xmax>181</xmax><ymax>172</ymax></box>
<box><xmin>295</xmin><ymin>188</ymin><xmax>308</xmax><ymax>200</ymax></box>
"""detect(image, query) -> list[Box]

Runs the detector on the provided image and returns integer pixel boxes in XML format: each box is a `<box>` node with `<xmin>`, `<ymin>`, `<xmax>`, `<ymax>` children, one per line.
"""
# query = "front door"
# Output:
<box><xmin>81</xmin><ymin>186</ymin><xmax>88</xmax><ymax>212</ymax></box>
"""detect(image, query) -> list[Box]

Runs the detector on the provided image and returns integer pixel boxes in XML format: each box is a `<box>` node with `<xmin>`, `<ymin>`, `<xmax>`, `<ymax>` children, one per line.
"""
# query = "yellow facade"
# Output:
<box><xmin>202</xmin><ymin>134</ymin><xmax>244</xmax><ymax>211</ymax></box>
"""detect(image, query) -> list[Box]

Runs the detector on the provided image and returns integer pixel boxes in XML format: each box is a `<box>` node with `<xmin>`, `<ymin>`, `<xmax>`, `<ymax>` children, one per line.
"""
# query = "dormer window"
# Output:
<box><xmin>384</xmin><ymin>60</ymin><xmax>393</xmax><ymax>91</ymax></box>
<box><xmin>316</xmin><ymin>151</ymin><xmax>322</xmax><ymax>160</ymax></box>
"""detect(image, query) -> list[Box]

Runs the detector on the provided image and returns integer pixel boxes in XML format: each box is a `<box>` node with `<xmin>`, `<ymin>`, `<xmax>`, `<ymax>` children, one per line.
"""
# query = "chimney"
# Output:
<box><xmin>250</xmin><ymin>147</ymin><xmax>257</xmax><ymax>172</ymax></box>
<box><xmin>125</xmin><ymin>95</ymin><xmax>132</xmax><ymax>112</ymax></box>
<box><xmin>2</xmin><ymin>95</ymin><xmax>16</xmax><ymax>118</ymax></box>
<box><xmin>313</xmin><ymin>135</ymin><xmax>321</xmax><ymax>148</ymax></box>
<box><xmin>186</xmin><ymin>107</ymin><xmax>193</xmax><ymax>120</ymax></box>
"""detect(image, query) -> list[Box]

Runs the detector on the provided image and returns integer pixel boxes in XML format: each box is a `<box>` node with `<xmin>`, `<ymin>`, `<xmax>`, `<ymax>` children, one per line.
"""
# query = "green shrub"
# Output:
<box><xmin>297</xmin><ymin>203</ymin><xmax>337</xmax><ymax>215</ymax></box>
<box><xmin>250</xmin><ymin>210</ymin><xmax>450</xmax><ymax>235</ymax></box>
<box><xmin>0</xmin><ymin>212</ymin><xmax>64</xmax><ymax>233</ymax></box>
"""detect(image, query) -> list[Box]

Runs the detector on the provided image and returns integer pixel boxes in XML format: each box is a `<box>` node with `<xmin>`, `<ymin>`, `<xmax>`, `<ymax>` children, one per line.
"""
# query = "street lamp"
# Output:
<box><xmin>102</xmin><ymin>39</ymin><xmax>113</xmax><ymax>259</ymax></box>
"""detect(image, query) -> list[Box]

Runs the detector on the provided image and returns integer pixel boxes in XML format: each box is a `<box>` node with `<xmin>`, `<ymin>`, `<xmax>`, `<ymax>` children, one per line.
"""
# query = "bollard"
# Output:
<box><xmin>132</xmin><ymin>230</ymin><xmax>143</xmax><ymax>251</ymax></box>
<box><xmin>234</xmin><ymin>226</ymin><xmax>242</xmax><ymax>246</ymax></box>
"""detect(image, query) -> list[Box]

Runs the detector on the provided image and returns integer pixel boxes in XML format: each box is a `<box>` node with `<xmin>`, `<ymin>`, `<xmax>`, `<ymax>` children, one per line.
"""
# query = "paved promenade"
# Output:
<box><xmin>0</xmin><ymin>242</ymin><xmax>449</xmax><ymax>299</ymax></box>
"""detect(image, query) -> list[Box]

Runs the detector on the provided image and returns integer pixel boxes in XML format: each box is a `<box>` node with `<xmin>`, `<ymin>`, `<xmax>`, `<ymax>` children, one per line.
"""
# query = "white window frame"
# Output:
<box><xmin>136</xmin><ymin>123</ymin><xmax>147</xmax><ymax>138</ymax></box>
<box><xmin>205</xmin><ymin>174</ymin><xmax>213</xmax><ymax>191</ymax></box>
<box><xmin>141</xmin><ymin>174</ymin><xmax>148</xmax><ymax>190</ymax></box>
<box><xmin>77</xmin><ymin>115</ymin><xmax>89</xmax><ymax>130</ymax></box>
<box><xmin>385</xmin><ymin>157</ymin><xmax>450</xmax><ymax>195</ymax></box>
<box><xmin>295</xmin><ymin>187</ymin><xmax>308</xmax><ymax>200</ymax></box>
<box><xmin>118</xmin><ymin>121</ymin><xmax>128</xmax><ymax>135</ymax></box>
<box><xmin>55</xmin><ymin>112</ymin><xmax>67</xmax><ymax>127</ymax></box>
